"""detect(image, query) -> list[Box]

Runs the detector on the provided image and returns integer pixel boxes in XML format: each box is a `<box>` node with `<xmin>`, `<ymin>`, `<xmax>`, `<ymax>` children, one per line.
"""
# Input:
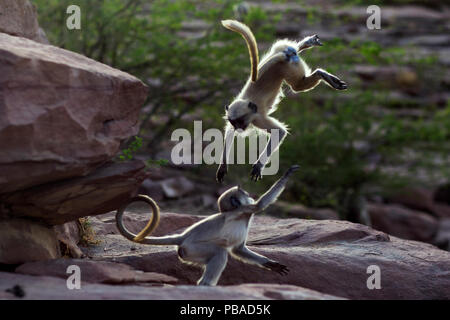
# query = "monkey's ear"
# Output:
<box><xmin>230</xmin><ymin>196</ymin><xmax>241</xmax><ymax>208</ymax></box>
<box><xmin>248</xmin><ymin>102</ymin><xmax>257</xmax><ymax>113</ymax></box>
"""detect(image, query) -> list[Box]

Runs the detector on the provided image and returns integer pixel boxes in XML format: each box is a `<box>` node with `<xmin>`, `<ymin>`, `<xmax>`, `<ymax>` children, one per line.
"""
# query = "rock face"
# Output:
<box><xmin>0</xmin><ymin>272</ymin><xmax>343</xmax><ymax>300</ymax></box>
<box><xmin>0</xmin><ymin>219</ymin><xmax>60</xmax><ymax>264</ymax></box>
<box><xmin>15</xmin><ymin>259</ymin><xmax>178</xmax><ymax>285</ymax></box>
<box><xmin>0</xmin><ymin>33</ymin><xmax>148</xmax><ymax>194</ymax></box>
<box><xmin>0</xmin><ymin>161</ymin><xmax>149</xmax><ymax>225</ymax></box>
<box><xmin>368</xmin><ymin>203</ymin><xmax>439</xmax><ymax>243</ymax></box>
<box><xmin>266</xmin><ymin>201</ymin><xmax>339</xmax><ymax>220</ymax></box>
<box><xmin>0</xmin><ymin>0</ymin><xmax>48</xmax><ymax>43</ymax></box>
<box><xmin>54</xmin><ymin>221</ymin><xmax>83</xmax><ymax>258</ymax></box>
<box><xmin>88</xmin><ymin>211</ymin><xmax>450</xmax><ymax>300</ymax></box>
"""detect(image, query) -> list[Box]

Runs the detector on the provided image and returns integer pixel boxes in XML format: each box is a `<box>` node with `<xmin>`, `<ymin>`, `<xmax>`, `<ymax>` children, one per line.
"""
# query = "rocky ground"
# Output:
<box><xmin>0</xmin><ymin>0</ymin><xmax>449</xmax><ymax>300</ymax></box>
<box><xmin>2</xmin><ymin>209</ymin><xmax>449</xmax><ymax>300</ymax></box>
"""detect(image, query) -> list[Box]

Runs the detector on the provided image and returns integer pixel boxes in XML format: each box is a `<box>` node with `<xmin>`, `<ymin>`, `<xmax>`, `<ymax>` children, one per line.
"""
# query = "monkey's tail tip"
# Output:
<box><xmin>221</xmin><ymin>19</ymin><xmax>234</xmax><ymax>27</ymax></box>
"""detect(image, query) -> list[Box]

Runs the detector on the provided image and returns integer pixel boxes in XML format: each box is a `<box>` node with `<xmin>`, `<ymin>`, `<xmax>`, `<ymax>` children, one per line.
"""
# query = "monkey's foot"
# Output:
<box><xmin>250</xmin><ymin>162</ymin><xmax>263</xmax><ymax>181</ymax></box>
<box><xmin>320</xmin><ymin>72</ymin><xmax>348</xmax><ymax>90</ymax></box>
<box><xmin>216</xmin><ymin>165</ymin><xmax>228</xmax><ymax>183</ymax></box>
<box><xmin>264</xmin><ymin>261</ymin><xmax>290</xmax><ymax>276</ymax></box>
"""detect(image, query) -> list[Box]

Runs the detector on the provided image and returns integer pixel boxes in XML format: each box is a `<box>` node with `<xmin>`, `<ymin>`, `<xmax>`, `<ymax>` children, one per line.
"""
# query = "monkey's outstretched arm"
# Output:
<box><xmin>254</xmin><ymin>165</ymin><xmax>300</xmax><ymax>211</ymax></box>
<box><xmin>217</xmin><ymin>125</ymin><xmax>235</xmax><ymax>183</ymax></box>
<box><xmin>231</xmin><ymin>243</ymin><xmax>289</xmax><ymax>275</ymax></box>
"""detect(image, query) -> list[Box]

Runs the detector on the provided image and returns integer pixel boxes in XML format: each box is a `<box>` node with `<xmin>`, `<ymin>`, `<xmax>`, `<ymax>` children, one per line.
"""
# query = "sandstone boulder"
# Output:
<box><xmin>390</xmin><ymin>187</ymin><xmax>450</xmax><ymax>218</ymax></box>
<box><xmin>0</xmin><ymin>161</ymin><xmax>149</xmax><ymax>225</ymax></box>
<box><xmin>15</xmin><ymin>259</ymin><xmax>178</xmax><ymax>285</ymax></box>
<box><xmin>0</xmin><ymin>33</ymin><xmax>148</xmax><ymax>194</ymax></box>
<box><xmin>0</xmin><ymin>218</ymin><xmax>60</xmax><ymax>264</ymax></box>
<box><xmin>368</xmin><ymin>203</ymin><xmax>439</xmax><ymax>243</ymax></box>
<box><xmin>91</xmin><ymin>212</ymin><xmax>450</xmax><ymax>300</ymax></box>
<box><xmin>0</xmin><ymin>0</ymin><xmax>48</xmax><ymax>43</ymax></box>
<box><xmin>54</xmin><ymin>221</ymin><xmax>83</xmax><ymax>258</ymax></box>
<box><xmin>0</xmin><ymin>271</ymin><xmax>343</xmax><ymax>300</ymax></box>
<box><xmin>266</xmin><ymin>201</ymin><xmax>339</xmax><ymax>220</ymax></box>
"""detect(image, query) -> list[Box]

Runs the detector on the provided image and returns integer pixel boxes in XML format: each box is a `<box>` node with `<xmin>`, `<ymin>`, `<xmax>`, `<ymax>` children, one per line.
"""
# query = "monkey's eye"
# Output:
<box><xmin>248</xmin><ymin>102</ymin><xmax>257</xmax><ymax>113</ymax></box>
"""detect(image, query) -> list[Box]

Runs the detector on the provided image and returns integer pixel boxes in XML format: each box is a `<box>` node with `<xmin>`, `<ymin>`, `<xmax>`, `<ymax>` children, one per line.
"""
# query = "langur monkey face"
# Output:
<box><xmin>217</xmin><ymin>185</ymin><xmax>255</xmax><ymax>212</ymax></box>
<box><xmin>226</xmin><ymin>100</ymin><xmax>258</xmax><ymax>130</ymax></box>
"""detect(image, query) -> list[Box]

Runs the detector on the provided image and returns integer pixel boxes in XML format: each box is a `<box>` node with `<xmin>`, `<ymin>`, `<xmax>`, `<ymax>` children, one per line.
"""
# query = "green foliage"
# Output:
<box><xmin>34</xmin><ymin>0</ymin><xmax>448</xmax><ymax>219</ymax></box>
<box><xmin>118</xmin><ymin>136</ymin><xmax>143</xmax><ymax>161</ymax></box>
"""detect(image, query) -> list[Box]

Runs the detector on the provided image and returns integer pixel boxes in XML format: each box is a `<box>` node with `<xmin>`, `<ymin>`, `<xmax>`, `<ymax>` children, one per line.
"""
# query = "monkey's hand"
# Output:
<box><xmin>264</xmin><ymin>261</ymin><xmax>289</xmax><ymax>276</ymax></box>
<box><xmin>216</xmin><ymin>164</ymin><xmax>228</xmax><ymax>183</ymax></box>
<box><xmin>250</xmin><ymin>162</ymin><xmax>263</xmax><ymax>182</ymax></box>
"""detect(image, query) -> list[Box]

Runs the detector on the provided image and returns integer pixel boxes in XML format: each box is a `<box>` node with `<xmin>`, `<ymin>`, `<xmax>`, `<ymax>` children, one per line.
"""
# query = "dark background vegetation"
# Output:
<box><xmin>33</xmin><ymin>0</ymin><xmax>449</xmax><ymax>221</ymax></box>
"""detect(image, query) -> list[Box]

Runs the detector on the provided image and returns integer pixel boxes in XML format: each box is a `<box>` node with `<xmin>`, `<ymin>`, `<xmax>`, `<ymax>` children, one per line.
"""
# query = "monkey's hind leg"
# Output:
<box><xmin>197</xmin><ymin>248</ymin><xmax>228</xmax><ymax>286</ymax></box>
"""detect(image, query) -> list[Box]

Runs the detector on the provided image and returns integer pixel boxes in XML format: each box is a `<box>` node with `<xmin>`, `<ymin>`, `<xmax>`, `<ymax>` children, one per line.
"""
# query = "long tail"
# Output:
<box><xmin>222</xmin><ymin>19</ymin><xmax>259</xmax><ymax>82</ymax></box>
<box><xmin>115</xmin><ymin>195</ymin><xmax>183</xmax><ymax>246</ymax></box>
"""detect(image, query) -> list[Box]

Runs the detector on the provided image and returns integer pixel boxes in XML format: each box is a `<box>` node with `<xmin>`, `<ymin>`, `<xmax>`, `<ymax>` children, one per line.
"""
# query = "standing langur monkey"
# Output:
<box><xmin>116</xmin><ymin>165</ymin><xmax>299</xmax><ymax>286</ymax></box>
<box><xmin>217</xmin><ymin>20</ymin><xmax>347</xmax><ymax>183</ymax></box>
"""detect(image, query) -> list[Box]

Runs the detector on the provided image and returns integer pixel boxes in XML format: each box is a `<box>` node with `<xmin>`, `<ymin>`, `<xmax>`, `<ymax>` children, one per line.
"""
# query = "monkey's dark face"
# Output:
<box><xmin>226</xmin><ymin>101</ymin><xmax>257</xmax><ymax>131</ymax></box>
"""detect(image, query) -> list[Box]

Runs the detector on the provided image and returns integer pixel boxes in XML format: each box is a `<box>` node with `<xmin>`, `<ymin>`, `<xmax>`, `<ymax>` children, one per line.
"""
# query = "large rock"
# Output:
<box><xmin>15</xmin><ymin>259</ymin><xmax>178</xmax><ymax>285</ymax></box>
<box><xmin>0</xmin><ymin>272</ymin><xmax>343</xmax><ymax>300</ymax></box>
<box><xmin>0</xmin><ymin>0</ymin><xmax>48</xmax><ymax>43</ymax></box>
<box><xmin>0</xmin><ymin>33</ymin><xmax>148</xmax><ymax>194</ymax></box>
<box><xmin>0</xmin><ymin>218</ymin><xmax>60</xmax><ymax>264</ymax></box>
<box><xmin>0</xmin><ymin>161</ymin><xmax>149</xmax><ymax>225</ymax></box>
<box><xmin>434</xmin><ymin>218</ymin><xmax>450</xmax><ymax>251</ymax></box>
<box><xmin>368</xmin><ymin>203</ymin><xmax>439</xmax><ymax>243</ymax></box>
<box><xmin>90</xmin><ymin>212</ymin><xmax>450</xmax><ymax>300</ymax></box>
<box><xmin>54</xmin><ymin>221</ymin><xmax>83</xmax><ymax>258</ymax></box>
<box><xmin>390</xmin><ymin>188</ymin><xmax>450</xmax><ymax>218</ymax></box>
<box><xmin>266</xmin><ymin>201</ymin><xmax>339</xmax><ymax>220</ymax></box>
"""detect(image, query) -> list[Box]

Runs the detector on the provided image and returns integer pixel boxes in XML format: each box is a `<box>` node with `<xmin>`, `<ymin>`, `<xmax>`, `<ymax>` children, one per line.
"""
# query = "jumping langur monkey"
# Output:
<box><xmin>116</xmin><ymin>165</ymin><xmax>299</xmax><ymax>286</ymax></box>
<box><xmin>217</xmin><ymin>20</ymin><xmax>347</xmax><ymax>183</ymax></box>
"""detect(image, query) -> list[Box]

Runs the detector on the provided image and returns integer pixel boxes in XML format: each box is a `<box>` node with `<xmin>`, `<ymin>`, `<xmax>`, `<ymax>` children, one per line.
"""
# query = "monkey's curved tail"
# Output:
<box><xmin>222</xmin><ymin>19</ymin><xmax>259</xmax><ymax>82</ymax></box>
<box><xmin>116</xmin><ymin>195</ymin><xmax>182</xmax><ymax>245</ymax></box>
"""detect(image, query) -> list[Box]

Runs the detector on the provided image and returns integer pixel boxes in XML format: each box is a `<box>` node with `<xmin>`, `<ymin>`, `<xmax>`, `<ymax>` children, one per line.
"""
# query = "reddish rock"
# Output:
<box><xmin>0</xmin><ymin>33</ymin><xmax>148</xmax><ymax>194</ymax></box>
<box><xmin>100</xmin><ymin>213</ymin><xmax>450</xmax><ymax>300</ymax></box>
<box><xmin>54</xmin><ymin>221</ymin><xmax>83</xmax><ymax>258</ymax></box>
<box><xmin>0</xmin><ymin>272</ymin><xmax>343</xmax><ymax>300</ymax></box>
<box><xmin>0</xmin><ymin>161</ymin><xmax>149</xmax><ymax>225</ymax></box>
<box><xmin>368</xmin><ymin>203</ymin><xmax>439</xmax><ymax>243</ymax></box>
<box><xmin>390</xmin><ymin>187</ymin><xmax>450</xmax><ymax>218</ymax></box>
<box><xmin>434</xmin><ymin>218</ymin><xmax>450</xmax><ymax>251</ymax></box>
<box><xmin>138</xmin><ymin>179</ymin><xmax>165</xmax><ymax>201</ymax></box>
<box><xmin>0</xmin><ymin>219</ymin><xmax>60</xmax><ymax>264</ymax></box>
<box><xmin>0</xmin><ymin>0</ymin><xmax>48</xmax><ymax>43</ymax></box>
<box><xmin>15</xmin><ymin>259</ymin><xmax>178</xmax><ymax>285</ymax></box>
<box><xmin>266</xmin><ymin>201</ymin><xmax>339</xmax><ymax>220</ymax></box>
<box><xmin>161</xmin><ymin>177</ymin><xmax>195</xmax><ymax>198</ymax></box>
